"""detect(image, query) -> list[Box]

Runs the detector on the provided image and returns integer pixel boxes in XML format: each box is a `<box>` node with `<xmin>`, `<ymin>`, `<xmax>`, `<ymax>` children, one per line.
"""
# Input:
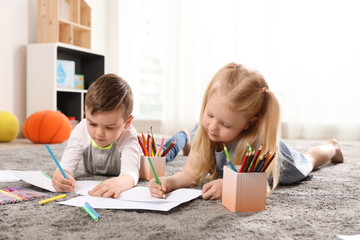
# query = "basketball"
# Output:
<box><xmin>23</xmin><ymin>110</ymin><xmax>72</xmax><ymax>144</ymax></box>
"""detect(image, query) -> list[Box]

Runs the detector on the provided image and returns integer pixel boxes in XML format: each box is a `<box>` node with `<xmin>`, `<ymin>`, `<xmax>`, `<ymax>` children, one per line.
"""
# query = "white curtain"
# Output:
<box><xmin>160</xmin><ymin>0</ymin><xmax>360</xmax><ymax>140</ymax></box>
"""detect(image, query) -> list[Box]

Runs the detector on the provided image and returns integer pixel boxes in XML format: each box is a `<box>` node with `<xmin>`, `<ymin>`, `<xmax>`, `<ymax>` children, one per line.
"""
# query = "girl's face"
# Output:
<box><xmin>85</xmin><ymin>107</ymin><xmax>133</xmax><ymax>148</ymax></box>
<box><xmin>202</xmin><ymin>92</ymin><xmax>253</xmax><ymax>145</ymax></box>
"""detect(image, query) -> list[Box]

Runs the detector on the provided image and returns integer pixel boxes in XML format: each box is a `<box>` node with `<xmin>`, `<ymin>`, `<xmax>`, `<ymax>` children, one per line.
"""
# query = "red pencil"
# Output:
<box><xmin>137</xmin><ymin>136</ymin><xmax>147</xmax><ymax>156</ymax></box>
<box><xmin>141</xmin><ymin>132</ymin><xmax>148</xmax><ymax>156</ymax></box>
<box><xmin>239</xmin><ymin>152</ymin><xmax>249</xmax><ymax>173</ymax></box>
<box><xmin>162</xmin><ymin>141</ymin><xmax>176</xmax><ymax>157</ymax></box>
<box><xmin>261</xmin><ymin>151</ymin><xmax>277</xmax><ymax>172</ymax></box>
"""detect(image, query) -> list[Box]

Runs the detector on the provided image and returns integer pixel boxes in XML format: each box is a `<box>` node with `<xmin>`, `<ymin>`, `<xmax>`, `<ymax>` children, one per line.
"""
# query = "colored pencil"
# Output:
<box><xmin>261</xmin><ymin>151</ymin><xmax>277</xmax><ymax>172</ymax></box>
<box><xmin>85</xmin><ymin>202</ymin><xmax>100</xmax><ymax>218</ymax></box>
<box><xmin>141</xmin><ymin>132</ymin><xmax>148</xmax><ymax>156</ymax></box>
<box><xmin>239</xmin><ymin>152</ymin><xmax>249</xmax><ymax>173</ymax></box>
<box><xmin>156</xmin><ymin>137</ymin><xmax>164</xmax><ymax>157</ymax></box>
<box><xmin>83</xmin><ymin>205</ymin><xmax>98</xmax><ymax>221</ymax></box>
<box><xmin>39</xmin><ymin>194</ymin><xmax>66</xmax><ymax>205</ymax></box>
<box><xmin>45</xmin><ymin>144</ymin><xmax>68</xmax><ymax>180</ymax></box>
<box><xmin>150</xmin><ymin>126</ymin><xmax>157</xmax><ymax>154</ymax></box>
<box><xmin>223</xmin><ymin>144</ymin><xmax>237</xmax><ymax>172</ymax></box>
<box><xmin>147</xmin><ymin>132</ymin><xmax>150</xmax><ymax>155</ymax></box>
<box><xmin>249</xmin><ymin>145</ymin><xmax>262</xmax><ymax>172</ymax></box>
<box><xmin>244</xmin><ymin>150</ymin><xmax>254</xmax><ymax>172</ymax></box>
<box><xmin>148</xmin><ymin>157</ymin><xmax>166</xmax><ymax>198</ymax></box>
<box><xmin>137</xmin><ymin>136</ymin><xmax>147</xmax><ymax>155</ymax></box>
<box><xmin>161</xmin><ymin>141</ymin><xmax>175</xmax><ymax>157</ymax></box>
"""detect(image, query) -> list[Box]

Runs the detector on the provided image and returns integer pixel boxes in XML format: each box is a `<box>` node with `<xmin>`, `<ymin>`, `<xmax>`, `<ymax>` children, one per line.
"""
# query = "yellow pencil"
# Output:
<box><xmin>39</xmin><ymin>194</ymin><xmax>66</xmax><ymax>205</ymax></box>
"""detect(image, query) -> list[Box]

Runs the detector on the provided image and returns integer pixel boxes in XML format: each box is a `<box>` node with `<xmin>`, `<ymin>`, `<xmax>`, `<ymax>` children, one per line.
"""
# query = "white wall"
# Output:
<box><xmin>0</xmin><ymin>0</ymin><xmax>110</xmax><ymax>137</ymax></box>
<box><xmin>0</xmin><ymin>0</ymin><xmax>35</xmax><ymax>136</ymax></box>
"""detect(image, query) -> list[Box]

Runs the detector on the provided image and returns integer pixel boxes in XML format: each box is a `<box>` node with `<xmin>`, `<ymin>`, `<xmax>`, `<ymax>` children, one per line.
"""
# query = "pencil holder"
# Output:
<box><xmin>139</xmin><ymin>156</ymin><xmax>166</xmax><ymax>180</ymax></box>
<box><xmin>222</xmin><ymin>166</ymin><xmax>267</xmax><ymax>213</ymax></box>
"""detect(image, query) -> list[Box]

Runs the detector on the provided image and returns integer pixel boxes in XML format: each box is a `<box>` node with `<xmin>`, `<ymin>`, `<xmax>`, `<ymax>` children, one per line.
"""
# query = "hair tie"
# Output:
<box><xmin>262</xmin><ymin>87</ymin><xmax>266</xmax><ymax>95</ymax></box>
<box><xmin>232</xmin><ymin>63</ymin><xmax>240</xmax><ymax>69</ymax></box>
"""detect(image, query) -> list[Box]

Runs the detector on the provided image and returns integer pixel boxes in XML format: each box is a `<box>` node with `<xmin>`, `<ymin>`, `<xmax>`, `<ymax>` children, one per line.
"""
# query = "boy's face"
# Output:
<box><xmin>85</xmin><ymin>107</ymin><xmax>133</xmax><ymax>148</ymax></box>
<box><xmin>202</xmin><ymin>92</ymin><xmax>255</xmax><ymax>145</ymax></box>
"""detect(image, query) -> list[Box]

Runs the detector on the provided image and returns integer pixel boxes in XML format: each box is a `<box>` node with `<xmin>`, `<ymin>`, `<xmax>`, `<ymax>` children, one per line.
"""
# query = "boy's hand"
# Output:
<box><xmin>52</xmin><ymin>169</ymin><xmax>76</xmax><ymax>192</ymax></box>
<box><xmin>88</xmin><ymin>177</ymin><xmax>122</xmax><ymax>198</ymax></box>
<box><xmin>202</xmin><ymin>179</ymin><xmax>223</xmax><ymax>200</ymax></box>
<box><xmin>148</xmin><ymin>177</ymin><xmax>171</xmax><ymax>199</ymax></box>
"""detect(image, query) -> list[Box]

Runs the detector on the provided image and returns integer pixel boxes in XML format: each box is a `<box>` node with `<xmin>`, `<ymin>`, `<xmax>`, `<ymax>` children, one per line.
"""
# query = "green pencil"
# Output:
<box><xmin>83</xmin><ymin>205</ymin><xmax>98</xmax><ymax>221</ymax></box>
<box><xmin>223</xmin><ymin>144</ymin><xmax>237</xmax><ymax>172</ymax></box>
<box><xmin>148</xmin><ymin>157</ymin><xmax>166</xmax><ymax>199</ymax></box>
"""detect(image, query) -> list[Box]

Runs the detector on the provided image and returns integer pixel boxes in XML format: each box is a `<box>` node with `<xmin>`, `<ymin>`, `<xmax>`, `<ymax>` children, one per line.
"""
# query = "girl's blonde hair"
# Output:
<box><xmin>191</xmin><ymin>63</ymin><xmax>281</xmax><ymax>193</ymax></box>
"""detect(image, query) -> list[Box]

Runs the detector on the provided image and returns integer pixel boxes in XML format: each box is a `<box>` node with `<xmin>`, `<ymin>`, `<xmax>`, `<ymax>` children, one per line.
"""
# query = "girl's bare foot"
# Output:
<box><xmin>329</xmin><ymin>139</ymin><xmax>344</xmax><ymax>163</ymax></box>
<box><xmin>182</xmin><ymin>129</ymin><xmax>191</xmax><ymax>156</ymax></box>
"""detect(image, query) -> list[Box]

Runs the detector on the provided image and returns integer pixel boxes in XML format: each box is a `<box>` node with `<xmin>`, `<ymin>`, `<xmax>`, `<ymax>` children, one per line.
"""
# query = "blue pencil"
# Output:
<box><xmin>45</xmin><ymin>144</ymin><xmax>69</xmax><ymax>180</ymax></box>
<box><xmin>85</xmin><ymin>202</ymin><xmax>100</xmax><ymax>218</ymax></box>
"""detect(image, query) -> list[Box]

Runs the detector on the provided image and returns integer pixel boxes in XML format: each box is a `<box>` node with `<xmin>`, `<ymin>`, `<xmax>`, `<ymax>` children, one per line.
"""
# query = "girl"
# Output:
<box><xmin>148</xmin><ymin>63</ymin><xmax>344</xmax><ymax>200</ymax></box>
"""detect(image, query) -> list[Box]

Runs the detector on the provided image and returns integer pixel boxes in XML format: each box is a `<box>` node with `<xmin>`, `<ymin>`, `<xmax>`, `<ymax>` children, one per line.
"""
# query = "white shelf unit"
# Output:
<box><xmin>26</xmin><ymin>42</ymin><xmax>105</xmax><ymax>121</ymax></box>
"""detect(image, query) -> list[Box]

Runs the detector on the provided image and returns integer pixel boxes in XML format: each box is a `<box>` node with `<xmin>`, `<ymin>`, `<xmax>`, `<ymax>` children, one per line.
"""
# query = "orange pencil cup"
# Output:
<box><xmin>222</xmin><ymin>166</ymin><xmax>267</xmax><ymax>213</ymax></box>
<box><xmin>139</xmin><ymin>156</ymin><xmax>166</xmax><ymax>180</ymax></box>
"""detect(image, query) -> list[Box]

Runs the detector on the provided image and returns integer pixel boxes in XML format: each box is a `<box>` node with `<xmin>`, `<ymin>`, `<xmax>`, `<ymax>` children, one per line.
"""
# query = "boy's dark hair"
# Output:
<box><xmin>85</xmin><ymin>74</ymin><xmax>133</xmax><ymax>118</ymax></box>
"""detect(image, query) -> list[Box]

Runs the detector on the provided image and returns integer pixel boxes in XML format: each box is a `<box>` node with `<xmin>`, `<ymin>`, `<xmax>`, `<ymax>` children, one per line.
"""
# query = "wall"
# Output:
<box><xmin>0</xmin><ymin>0</ymin><xmax>110</xmax><ymax>138</ymax></box>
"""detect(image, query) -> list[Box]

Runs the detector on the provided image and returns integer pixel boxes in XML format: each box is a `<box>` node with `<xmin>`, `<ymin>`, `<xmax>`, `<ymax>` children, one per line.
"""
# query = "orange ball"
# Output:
<box><xmin>23</xmin><ymin>110</ymin><xmax>72</xmax><ymax>144</ymax></box>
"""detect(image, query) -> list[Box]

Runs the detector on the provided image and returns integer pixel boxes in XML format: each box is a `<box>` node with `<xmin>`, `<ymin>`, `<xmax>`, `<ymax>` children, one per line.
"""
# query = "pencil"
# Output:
<box><xmin>85</xmin><ymin>202</ymin><xmax>100</xmax><ymax>218</ymax></box>
<box><xmin>161</xmin><ymin>141</ymin><xmax>174</xmax><ymax>157</ymax></box>
<box><xmin>45</xmin><ymin>144</ymin><xmax>69</xmax><ymax>180</ymax></box>
<box><xmin>156</xmin><ymin>137</ymin><xmax>164</xmax><ymax>157</ymax></box>
<box><xmin>147</xmin><ymin>132</ymin><xmax>150</xmax><ymax>155</ymax></box>
<box><xmin>141</xmin><ymin>132</ymin><xmax>148</xmax><ymax>156</ymax></box>
<box><xmin>244</xmin><ymin>150</ymin><xmax>254</xmax><ymax>172</ymax></box>
<box><xmin>150</xmin><ymin>126</ymin><xmax>157</xmax><ymax>154</ymax></box>
<box><xmin>261</xmin><ymin>151</ymin><xmax>277</xmax><ymax>172</ymax></box>
<box><xmin>254</xmin><ymin>154</ymin><xmax>266</xmax><ymax>172</ymax></box>
<box><xmin>39</xmin><ymin>194</ymin><xmax>66</xmax><ymax>205</ymax></box>
<box><xmin>137</xmin><ymin>136</ymin><xmax>147</xmax><ymax>155</ymax></box>
<box><xmin>83</xmin><ymin>205</ymin><xmax>98</xmax><ymax>221</ymax></box>
<box><xmin>249</xmin><ymin>145</ymin><xmax>262</xmax><ymax>172</ymax></box>
<box><xmin>239</xmin><ymin>152</ymin><xmax>249</xmax><ymax>173</ymax></box>
<box><xmin>223</xmin><ymin>144</ymin><xmax>237</xmax><ymax>172</ymax></box>
<box><xmin>147</xmin><ymin>157</ymin><xmax>166</xmax><ymax>199</ymax></box>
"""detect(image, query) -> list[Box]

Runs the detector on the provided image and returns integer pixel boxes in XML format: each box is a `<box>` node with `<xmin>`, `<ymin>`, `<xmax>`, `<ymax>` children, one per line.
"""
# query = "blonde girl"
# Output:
<box><xmin>149</xmin><ymin>63</ymin><xmax>343</xmax><ymax>200</ymax></box>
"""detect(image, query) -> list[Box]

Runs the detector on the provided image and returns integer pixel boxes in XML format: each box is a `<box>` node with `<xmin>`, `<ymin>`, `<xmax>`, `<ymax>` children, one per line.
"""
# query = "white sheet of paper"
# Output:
<box><xmin>0</xmin><ymin>170</ymin><xmax>20</xmax><ymax>182</ymax></box>
<box><xmin>10</xmin><ymin>170</ymin><xmax>102</xmax><ymax>194</ymax></box>
<box><xmin>118</xmin><ymin>186</ymin><xmax>202</xmax><ymax>202</ymax></box>
<box><xmin>8</xmin><ymin>170</ymin><xmax>203</xmax><ymax>211</ymax></box>
<box><xmin>337</xmin><ymin>235</ymin><xmax>360</xmax><ymax>240</ymax></box>
<box><xmin>10</xmin><ymin>170</ymin><xmax>56</xmax><ymax>192</ymax></box>
<box><xmin>74</xmin><ymin>181</ymin><xmax>102</xmax><ymax>195</ymax></box>
<box><xmin>58</xmin><ymin>196</ymin><xmax>184</xmax><ymax>211</ymax></box>
<box><xmin>59</xmin><ymin>187</ymin><xmax>202</xmax><ymax>211</ymax></box>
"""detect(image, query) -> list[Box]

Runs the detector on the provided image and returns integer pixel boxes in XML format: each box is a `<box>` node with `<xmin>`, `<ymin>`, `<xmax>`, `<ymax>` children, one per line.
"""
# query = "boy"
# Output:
<box><xmin>52</xmin><ymin>74</ymin><xmax>141</xmax><ymax>199</ymax></box>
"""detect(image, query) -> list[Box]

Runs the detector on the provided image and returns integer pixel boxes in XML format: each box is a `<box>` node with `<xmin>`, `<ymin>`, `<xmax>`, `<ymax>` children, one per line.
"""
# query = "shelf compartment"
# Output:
<box><xmin>57</xmin><ymin>91</ymin><xmax>83</xmax><ymax>121</ymax></box>
<box><xmin>59</xmin><ymin>21</ymin><xmax>72</xmax><ymax>44</ymax></box>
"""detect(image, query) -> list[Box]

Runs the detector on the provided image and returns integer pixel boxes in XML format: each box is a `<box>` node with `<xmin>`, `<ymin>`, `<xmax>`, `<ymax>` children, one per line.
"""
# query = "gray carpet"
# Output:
<box><xmin>0</xmin><ymin>139</ymin><xmax>359</xmax><ymax>240</ymax></box>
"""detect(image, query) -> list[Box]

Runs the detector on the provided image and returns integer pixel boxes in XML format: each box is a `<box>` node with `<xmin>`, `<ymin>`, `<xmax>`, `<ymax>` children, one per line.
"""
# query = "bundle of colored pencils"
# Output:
<box><xmin>238</xmin><ymin>144</ymin><xmax>277</xmax><ymax>173</ymax></box>
<box><xmin>137</xmin><ymin>127</ymin><xmax>176</xmax><ymax>157</ymax></box>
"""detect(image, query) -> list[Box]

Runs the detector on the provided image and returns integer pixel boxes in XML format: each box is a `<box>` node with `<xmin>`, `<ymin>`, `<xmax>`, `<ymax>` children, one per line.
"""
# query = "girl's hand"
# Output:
<box><xmin>148</xmin><ymin>177</ymin><xmax>171</xmax><ymax>199</ymax></box>
<box><xmin>52</xmin><ymin>169</ymin><xmax>76</xmax><ymax>192</ymax></box>
<box><xmin>202</xmin><ymin>179</ymin><xmax>223</xmax><ymax>200</ymax></box>
<box><xmin>88</xmin><ymin>177</ymin><xmax>123</xmax><ymax>198</ymax></box>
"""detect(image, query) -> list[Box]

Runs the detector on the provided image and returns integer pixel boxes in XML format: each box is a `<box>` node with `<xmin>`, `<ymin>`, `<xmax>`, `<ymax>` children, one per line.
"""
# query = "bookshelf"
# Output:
<box><xmin>26</xmin><ymin>42</ymin><xmax>105</xmax><ymax>121</ymax></box>
<box><xmin>38</xmin><ymin>0</ymin><xmax>91</xmax><ymax>49</ymax></box>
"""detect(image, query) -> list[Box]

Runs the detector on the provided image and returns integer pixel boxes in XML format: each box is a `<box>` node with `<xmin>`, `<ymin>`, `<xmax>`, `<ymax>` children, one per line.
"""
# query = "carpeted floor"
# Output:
<box><xmin>0</xmin><ymin>139</ymin><xmax>359</xmax><ymax>240</ymax></box>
